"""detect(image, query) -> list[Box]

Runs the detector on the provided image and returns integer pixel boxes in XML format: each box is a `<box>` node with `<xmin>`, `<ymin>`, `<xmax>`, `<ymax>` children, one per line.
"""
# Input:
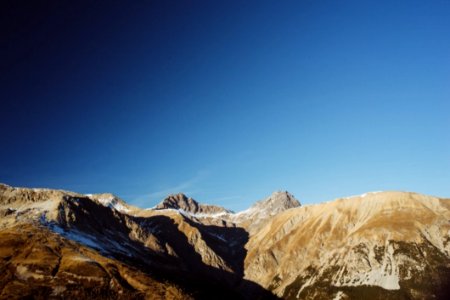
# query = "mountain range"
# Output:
<box><xmin>0</xmin><ymin>183</ymin><xmax>449</xmax><ymax>299</ymax></box>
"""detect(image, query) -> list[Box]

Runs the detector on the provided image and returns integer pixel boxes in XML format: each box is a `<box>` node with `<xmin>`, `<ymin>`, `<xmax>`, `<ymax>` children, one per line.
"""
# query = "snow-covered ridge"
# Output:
<box><xmin>86</xmin><ymin>194</ymin><xmax>131</xmax><ymax>213</ymax></box>
<box><xmin>342</xmin><ymin>191</ymin><xmax>383</xmax><ymax>199</ymax></box>
<box><xmin>152</xmin><ymin>208</ymin><xmax>231</xmax><ymax>219</ymax></box>
<box><xmin>98</xmin><ymin>198</ymin><xmax>130</xmax><ymax>213</ymax></box>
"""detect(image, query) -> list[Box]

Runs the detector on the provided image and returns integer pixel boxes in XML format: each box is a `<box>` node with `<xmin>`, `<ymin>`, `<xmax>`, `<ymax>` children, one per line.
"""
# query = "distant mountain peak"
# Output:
<box><xmin>154</xmin><ymin>193</ymin><xmax>231</xmax><ymax>215</ymax></box>
<box><xmin>231</xmin><ymin>191</ymin><xmax>301</xmax><ymax>234</ymax></box>
<box><xmin>250</xmin><ymin>190</ymin><xmax>301</xmax><ymax>212</ymax></box>
<box><xmin>155</xmin><ymin>193</ymin><xmax>198</xmax><ymax>210</ymax></box>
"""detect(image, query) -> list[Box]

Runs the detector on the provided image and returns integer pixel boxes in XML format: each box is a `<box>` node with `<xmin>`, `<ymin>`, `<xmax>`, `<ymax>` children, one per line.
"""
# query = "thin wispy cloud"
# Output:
<box><xmin>210</xmin><ymin>195</ymin><xmax>244</xmax><ymax>203</ymax></box>
<box><xmin>130</xmin><ymin>170</ymin><xmax>209</xmax><ymax>208</ymax></box>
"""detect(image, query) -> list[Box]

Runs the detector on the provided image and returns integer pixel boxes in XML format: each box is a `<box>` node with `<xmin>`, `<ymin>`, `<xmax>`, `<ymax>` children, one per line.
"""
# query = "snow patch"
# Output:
<box><xmin>234</xmin><ymin>207</ymin><xmax>253</xmax><ymax>216</ymax></box>
<box><xmin>44</xmin><ymin>221</ymin><xmax>104</xmax><ymax>250</ymax></box>
<box><xmin>209</xmin><ymin>232</ymin><xmax>227</xmax><ymax>242</ymax></box>
<box><xmin>40</xmin><ymin>212</ymin><xmax>128</xmax><ymax>254</ymax></box>
<box><xmin>95</xmin><ymin>196</ymin><xmax>131</xmax><ymax>213</ymax></box>
<box><xmin>343</xmin><ymin>191</ymin><xmax>383</xmax><ymax>200</ymax></box>
<box><xmin>112</xmin><ymin>202</ymin><xmax>130</xmax><ymax>213</ymax></box>
<box><xmin>154</xmin><ymin>208</ymin><xmax>229</xmax><ymax>219</ymax></box>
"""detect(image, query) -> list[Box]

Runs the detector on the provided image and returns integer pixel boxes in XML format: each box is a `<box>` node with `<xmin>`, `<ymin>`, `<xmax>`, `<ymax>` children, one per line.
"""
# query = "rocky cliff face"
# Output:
<box><xmin>1</xmin><ymin>183</ymin><xmax>449</xmax><ymax>299</ymax></box>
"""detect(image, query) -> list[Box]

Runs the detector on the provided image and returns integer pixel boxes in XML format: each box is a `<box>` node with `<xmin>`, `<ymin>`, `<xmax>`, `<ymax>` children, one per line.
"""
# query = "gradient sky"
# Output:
<box><xmin>1</xmin><ymin>1</ymin><xmax>449</xmax><ymax>211</ymax></box>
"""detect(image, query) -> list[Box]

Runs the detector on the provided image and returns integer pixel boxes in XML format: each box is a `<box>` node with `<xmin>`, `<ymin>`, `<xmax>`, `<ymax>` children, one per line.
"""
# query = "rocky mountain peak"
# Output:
<box><xmin>155</xmin><ymin>193</ymin><xmax>198</xmax><ymax>211</ymax></box>
<box><xmin>154</xmin><ymin>193</ymin><xmax>231</xmax><ymax>215</ymax></box>
<box><xmin>231</xmin><ymin>191</ymin><xmax>301</xmax><ymax>234</ymax></box>
<box><xmin>250</xmin><ymin>190</ymin><xmax>300</xmax><ymax>213</ymax></box>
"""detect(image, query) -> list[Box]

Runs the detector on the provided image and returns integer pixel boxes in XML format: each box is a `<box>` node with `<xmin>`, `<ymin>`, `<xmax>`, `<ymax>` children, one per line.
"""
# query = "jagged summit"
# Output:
<box><xmin>154</xmin><ymin>193</ymin><xmax>231</xmax><ymax>215</ymax></box>
<box><xmin>154</xmin><ymin>193</ymin><xmax>197</xmax><ymax>211</ymax></box>
<box><xmin>232</xmin><ymin>191</ymin><xmax>301</xmax><ymax>234</ymax></box>
<box><xmin>249</xmin><ymin>190</ymin><xmax>300</xmax><ymax>212</ymax></box>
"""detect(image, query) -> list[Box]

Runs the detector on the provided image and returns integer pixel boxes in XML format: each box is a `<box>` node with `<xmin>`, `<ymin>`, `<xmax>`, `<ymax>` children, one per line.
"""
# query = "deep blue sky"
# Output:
<box><xmin>1</xmin><ymin>1</ymin><xmax>449</xmax><ymax>211</ymax></box>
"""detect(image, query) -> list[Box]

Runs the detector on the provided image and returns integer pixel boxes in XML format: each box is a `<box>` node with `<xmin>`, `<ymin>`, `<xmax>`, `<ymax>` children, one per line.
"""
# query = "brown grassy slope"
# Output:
<box><xmin>0</xmin><ymin>223</ymin><xmax>191</xmax><ymax>300</ymax></box>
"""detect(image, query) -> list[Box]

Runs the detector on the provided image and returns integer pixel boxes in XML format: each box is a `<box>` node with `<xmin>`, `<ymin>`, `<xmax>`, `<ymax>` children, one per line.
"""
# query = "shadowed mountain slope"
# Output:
<box><xmin>0</xmin><ymin>183</ymin><xmax>277</xmax><ymax>299</ymax></box>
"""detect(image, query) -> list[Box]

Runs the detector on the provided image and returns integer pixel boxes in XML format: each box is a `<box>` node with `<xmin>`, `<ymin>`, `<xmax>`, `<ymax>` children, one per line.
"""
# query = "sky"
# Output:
<box><xmin>1</xmin><ymin>1</ymin><xmax>449</xmax><ymax>211</ymax></box>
